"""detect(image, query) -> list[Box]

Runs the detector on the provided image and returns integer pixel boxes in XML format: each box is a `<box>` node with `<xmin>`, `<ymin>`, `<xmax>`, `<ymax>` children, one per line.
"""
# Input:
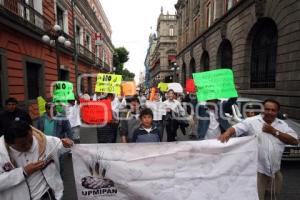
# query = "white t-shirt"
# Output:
<box><xmin>205</xmin><ymin>110</ymin><xmax>221</xmax><ymax>139</ymax></box>
<box><xmin>145</xmin><ymin>101</ymin><xmax>167</xmax><ymax>121</ymax></box>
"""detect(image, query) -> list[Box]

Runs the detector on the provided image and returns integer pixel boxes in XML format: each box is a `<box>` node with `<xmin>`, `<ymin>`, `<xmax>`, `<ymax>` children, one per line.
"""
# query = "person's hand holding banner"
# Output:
<box><xmin>192</xmin><ymin>69</ymin><xmax>238</xmax><ymax>101</ymax></box>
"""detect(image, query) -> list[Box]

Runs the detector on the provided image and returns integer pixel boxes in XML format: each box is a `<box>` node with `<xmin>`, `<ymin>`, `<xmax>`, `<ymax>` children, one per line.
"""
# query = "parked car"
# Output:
<box><xmin>224</xmin><ymin>97</ymin><xmax>300</xmax><ymax>161</ymax></box>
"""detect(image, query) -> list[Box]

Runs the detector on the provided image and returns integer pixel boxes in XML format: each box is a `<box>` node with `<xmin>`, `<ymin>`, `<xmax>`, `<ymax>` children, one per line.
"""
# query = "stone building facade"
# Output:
<box><xmin>0</xmin><ymin>0</ymin><xmax>113</xmax><ymax>118</ymax></box>
<box><xmin>175</xmin><ymin>0</ymin><xmax>300</xmax><ymax>121</ymax></box>
<box><xmin>148</xmin><ymin>9</ymin><xmax>178</xmax><ymax>86</ymax></box>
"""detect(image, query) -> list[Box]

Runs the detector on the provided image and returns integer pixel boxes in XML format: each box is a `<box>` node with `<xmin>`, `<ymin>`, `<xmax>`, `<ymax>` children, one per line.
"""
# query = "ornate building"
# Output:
<box><xmin>148</xmin><ymin>8</ymin><xmax>178</xmax><ymax>87</ymax></box>
<box><xmin>175</xmin><ymin>0</ymin><xmax>300</xmax><ymax>121</ymax></box>
<box><xmin>0</xmin><ymin>0</ymin><xmax>113</xmax><ymax>118</ymax></box>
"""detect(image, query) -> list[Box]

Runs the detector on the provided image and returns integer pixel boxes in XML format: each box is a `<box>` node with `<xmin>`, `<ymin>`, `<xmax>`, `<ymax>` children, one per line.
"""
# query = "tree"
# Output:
<box><xmin>113</xmin><ymin>47</ymin><xmax>135</xmax><ymax>81</ymax></box>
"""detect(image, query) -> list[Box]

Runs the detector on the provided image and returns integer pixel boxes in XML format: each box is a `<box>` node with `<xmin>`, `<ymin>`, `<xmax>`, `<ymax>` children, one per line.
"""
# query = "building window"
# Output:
<box><xmin>56</xmin><ymin>4</ymin><xmax>68</xmax><ymax>33</ymax></box>
<box><xmin>250</xmin><ymin>19</ymin><xmax>278</xmax><ymax>88</ymax></box>
<box><xmin>213</xmin><ymin>0</ymin><xmax>217</xmax><ymax>21</ymax></box>
<box><xmin>88</xmin><ymin>77</ymin><xmax>92</xmax><ymax>95</ymax></box>
<box><xmin>75</xmin><ymin>25</ymin><xmax>81</xmax><ymax>44</ymax></box>
<box><xmin>26</xmin><ymin>62</ymin><xmax>41</xmax><ymax>100</ymax></box>
<box><xmin>225</xmin><ymin>0</ymin><xmax>239</xmax><ymax>11</ymax></box>
<box><xmin>86</xmin><ymin>33</ymin><xmax>91</xmax><ymax>51</ymax></box>
<box><xmin>59</xmin><ymin>69</ymin><xmax>69</xmax><ymax>81</ymax></box>
<box><xmin>206</xmin><ymin>1</ymin><xmax>213</xmax><ymax>28</ymax></box>
<box><xmin>201</xmin><ymin>51</ymin><xmax>210</xmax><ymax>71</ymax></box>
<box><xmin>217</xmin><ymin>39</ymin><xmax>233</xmax><ymax>69</ymax></box>
<box><xmin>169</xmin><ymin>26</ymin><xmax>174</xmax><ymax>36</ymax></box>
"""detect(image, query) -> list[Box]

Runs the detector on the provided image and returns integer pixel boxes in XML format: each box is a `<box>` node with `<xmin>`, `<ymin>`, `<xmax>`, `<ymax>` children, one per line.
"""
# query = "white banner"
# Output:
<box><xmin>72</xmin><ymin>136</ymin><xmax>258</xmax><ymax>200</ymax></box>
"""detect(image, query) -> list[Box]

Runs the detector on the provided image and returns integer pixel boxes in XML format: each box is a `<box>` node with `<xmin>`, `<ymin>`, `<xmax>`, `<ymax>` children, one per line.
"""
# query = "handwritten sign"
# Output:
<box><xmin>193</xmin><ymin>69</ymin><xmax>238</xmax><ymax>101</ymax></box>
<box><xmin>37</xmin><ymin>96</ymin><xmax>46</xmax><ymax>116</ymax></box>
<box><xmin>80</xmin><ymin>99</ymin><xmax>113</xmax><ymax>124</ymax></box>
<box><xmin>185</xmin><ymin>79</ymin><xmax>196</xmax><ymax>93</ymax></box>
<box><xmin>95</xmin><ymin>73</ymin><xmax>122</xmax><ymax>95</ymax></box>
<box><xmin>53</xmin><ymin>81</ymin><xmax>75</xmax><ymax>102</ymax></box>
<box><xmin>149</xmin><ymin>87</ymin><xmax>156</xmax><ymax>101</ymax></box>
<box><xmin>121</xmin><ymin>81</ymin><xmax>136</xmax><ymax>96</ymax></box>
<box><xmin>158</xmin><ymin>82</ymin><xmax>168</xmax><ymax>92</ymax></box>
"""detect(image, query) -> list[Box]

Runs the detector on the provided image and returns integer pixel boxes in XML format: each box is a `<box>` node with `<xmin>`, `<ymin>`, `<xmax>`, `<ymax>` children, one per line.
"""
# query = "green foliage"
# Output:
<box><xmin>113</xmin><ymin>47</ymin><xmax>135</xmax><ymax>81</ymax></box>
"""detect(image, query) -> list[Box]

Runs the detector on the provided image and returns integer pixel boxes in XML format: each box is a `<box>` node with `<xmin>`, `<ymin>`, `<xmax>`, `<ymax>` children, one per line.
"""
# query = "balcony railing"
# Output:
<box><xmin>77</xmin><ymin>43</ymin><xmax>95</xmax><ymax>62</ymax></box>
<box><xmin>0</xmin><ymin>0</ymin><xmax>51</xmax><ymax>32</ymax></box>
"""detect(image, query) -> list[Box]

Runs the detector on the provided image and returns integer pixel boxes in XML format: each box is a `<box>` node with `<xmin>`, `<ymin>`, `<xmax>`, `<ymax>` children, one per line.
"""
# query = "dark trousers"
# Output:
<box><xmin>166</xmin><ymin>119</ymin><xmax>179</xmax><ymax>142</ymax></box>
<box><xmin>153</xmin><ymin>120</ymin><xmax>164</xmax><ymax>141</ymax></box>
<box><xmin>96</xmin><ymin>123</ymin><xmax>118</xmax><ymax>143</ymax></box>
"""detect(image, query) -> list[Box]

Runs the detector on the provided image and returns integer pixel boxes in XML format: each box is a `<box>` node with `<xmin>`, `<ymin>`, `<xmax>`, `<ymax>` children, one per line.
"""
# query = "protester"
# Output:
<box><xmin>0</xmin><ymin>120</ymin><xmax>73</xmax><ymax>200</ymax></box>
<box><xmin>96</xmin><ymin>93</ymin><xmax>119</xmax><ymax>143</ymax></box>
<box><xmin>81</xmin><ymin>90</ymin><xmax>91</xmax><ymax>100</ymax></box>
<box><xmin>182</xmin><ymin>92</ymin><xmax>198</xmax><ymax>139</ymax></box>
<box><xmin>218</xmin><ymin>99</ymin><xmax>298</xmax><ymax>200</ymax></box>
<box><xmin>0</xmin><ymin>97</ymin><xmax>32</xmax><ymax>136</ymax></box>
<box><xmin>36</xmin><ymin>102</ymin><xmax>73</xmax><ymax>140</ymax></box>
<box><xmin>145</xmin><ymin>91</ymin><xmax>166</xmax><ymax>140</ymax></box>
<box><xmin>66</xmin><ymin>99</ymin><xmax>81</xmax><ymax>143</ymax></box>
<box><xmin>163</xmin><ymin>89</ymin><xmax>185</xmax><ymax>142</ymax></box>
<box><xmin>119</xmin><ymin>95</ymin><xmax>141</xmax><ymax>143</ymax></box>
<box><xmin>132</xmin><ymin>108</ymin><xmax>161</xmax><ymax>143</ymax></box>
<box><xmin>197</xmin><ymin>97</ymin><xmax>237</xmax><ymax>140</ymax></box>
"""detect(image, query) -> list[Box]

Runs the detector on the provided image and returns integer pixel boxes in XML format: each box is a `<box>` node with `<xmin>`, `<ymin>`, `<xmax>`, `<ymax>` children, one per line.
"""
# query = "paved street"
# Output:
<box><xmin>62</xmin><ymin>127</ymin><xmax>300</xmax><ymax>200</ymax></box>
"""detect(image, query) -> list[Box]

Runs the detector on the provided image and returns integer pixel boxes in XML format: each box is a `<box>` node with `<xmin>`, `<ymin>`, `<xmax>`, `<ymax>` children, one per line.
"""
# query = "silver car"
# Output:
<box><xmin>225</xmin><ymin>97</ymin><xmax>300</xmax><ymax>161</ymax></box>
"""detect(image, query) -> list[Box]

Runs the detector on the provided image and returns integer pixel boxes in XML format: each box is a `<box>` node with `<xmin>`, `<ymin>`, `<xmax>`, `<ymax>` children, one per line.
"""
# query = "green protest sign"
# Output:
<box><xmin>192</xmin><ymin>69</ymin><xmax>238</xmax><ymax>101</ymax></box>
<box><xmin>53</xmin><ymin>81</ymin><xmax>75</xmax><ymax>102</ymax></box>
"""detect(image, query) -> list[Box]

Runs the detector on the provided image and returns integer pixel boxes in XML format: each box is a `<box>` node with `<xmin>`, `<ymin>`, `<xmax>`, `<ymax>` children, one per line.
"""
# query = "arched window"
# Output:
<box><xmin>182</xmin><ymin>63</ymin><xmax>187</xmax><ymax>86</ymax></box>
<box><xmin>250</xmin><ymin>18</ymin><xmax>278</xmax><ymax>88</ymax></box>
<box><xmin>217</xmin><ymin>39</ymin><xmax>232</xmax><ymax>69</ymax></box>
<box><xmin>200</xmin><ymin>51</ymin><xmax>210</xmax><ymax>71</ymax></box>
<box><xmin>190</xmin><ymin>58</ymin><xmax>196</xmax><ymax>76</ymax></box>
<box><xmin>169</xmin><ymin>26</ymin><xmax>174</xmax><ymax>36</ymax></box>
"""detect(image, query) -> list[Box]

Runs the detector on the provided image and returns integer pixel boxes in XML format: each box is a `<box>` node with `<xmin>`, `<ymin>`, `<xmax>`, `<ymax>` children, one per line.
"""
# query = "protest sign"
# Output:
<box><xmin>95</xmin><ymin>73</ymin><xmax>122</xmax><ymax>95</ymax></box>
<box><xmin>193</xmin><ymin>69</ymin><xmax>238</xmax><ymax>101</ymax></box>
<box><xmin>149</xmin><ymin>87</ymin><xmax>156</xmax><ymax>101</ymax></box>
<box><xmin>185</xmin><ymin>79</ymin><xmax>196</xmax><ymax>93</ymax></box>
<box><xmin>158</xmin><ymin>82</ymin><xmax>168</xmax><ymax>92</ymax></box>
<box><xmin>121</xmin><ymin>81</ymin><xmax>136</xmax><ymax>96</ymax></box>
<box><xmin>72</xmin><ymin>136</ymin><xmax>258</xmax><ymax>200</ymax></box>
<box><xmin>80</xmin><ymin>99</ymin><xmax>112</xmax><ymax>124</ymax></box>
<box><xmin>52</xmin><ymin>81</ymin><xmax>75</xmax><ymax>102</ymax></box>
<box><xmin>37</xmin><ymin>96</ymin><xmax>46</xmax><ymax>116</ymax></box>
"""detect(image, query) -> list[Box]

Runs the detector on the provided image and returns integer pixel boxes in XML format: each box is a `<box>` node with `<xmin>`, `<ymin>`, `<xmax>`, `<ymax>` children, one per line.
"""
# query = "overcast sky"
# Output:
<box><xmin>100</xmin><ymin>0</ymin><xmax>178</xmax><ymax>83</ymax></box>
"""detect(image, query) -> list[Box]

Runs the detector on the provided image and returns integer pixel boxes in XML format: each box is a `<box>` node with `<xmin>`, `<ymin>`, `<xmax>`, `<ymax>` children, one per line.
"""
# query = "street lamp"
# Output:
<box><xmin>170</xmin><ymin>62</ymin><xmax>178</xmax><ymax>82</ymax></box>
<box><xmin>42</xmin><ymin>24</ymin><xmax>72</xmax><ymax>80</ymax></box>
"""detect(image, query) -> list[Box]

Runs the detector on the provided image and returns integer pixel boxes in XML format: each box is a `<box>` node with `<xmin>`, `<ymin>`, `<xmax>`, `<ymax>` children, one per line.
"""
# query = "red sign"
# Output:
<box><xmin>185</xmin><ymin>79</ymin><xmax>196</xmax><ymax>93</ymax></box>
<box><xmin>80</xmin><ymin>99</ymin><xmax>112</xmax><ymax>124</ymax></box>
<box><xmin>95</xmin><ymin>32</ymin><xmax>102</xmax><ymax>40</ymax></box>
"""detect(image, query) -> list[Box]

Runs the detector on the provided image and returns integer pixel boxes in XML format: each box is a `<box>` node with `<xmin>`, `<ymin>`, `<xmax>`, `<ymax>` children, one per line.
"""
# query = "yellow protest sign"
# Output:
<box><xmin>121</xmin><ymin>81</ymin><xmax>136</xmax><ymax>96</ymax></box>
<box><xmin>158</xmin><ymin>82</ymin><xmax>168</xmax><ymax>92</ymax></box>
<box><xmin>95</xmin><ymin>73</ymin><xmax>122</xmax><ymax>95</ymax></box>
<box><xmin>37</xmin><ymin>96</ymin><xmax>46</xmax><ymax>116</ymax></box>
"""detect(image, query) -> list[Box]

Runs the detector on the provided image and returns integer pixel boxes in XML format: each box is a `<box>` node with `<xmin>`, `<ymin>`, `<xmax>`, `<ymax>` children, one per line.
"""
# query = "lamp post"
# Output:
<box><xmin>42</xmin><ymin>24</ymin><xmax>72</xmax><ymax>80</ymax></box>
<box><xmin>171</xmin><ymin>62</ymin><xmax>178</xmax><ymax>82</ymax></box>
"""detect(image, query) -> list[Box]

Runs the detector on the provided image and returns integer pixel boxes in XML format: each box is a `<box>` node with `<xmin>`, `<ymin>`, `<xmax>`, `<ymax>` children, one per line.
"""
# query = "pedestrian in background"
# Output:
<box><xmin>0</xmin><ymin>97</ymin><xmax>32</xmax><ymax>136</ymax></box>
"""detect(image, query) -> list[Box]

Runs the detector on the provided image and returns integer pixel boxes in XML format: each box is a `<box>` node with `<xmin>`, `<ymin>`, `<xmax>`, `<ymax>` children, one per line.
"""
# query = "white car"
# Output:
<box><xmin>225</xmin><ymin>97</ymin><xmax>300</xmax><ymax>161</ymax></box>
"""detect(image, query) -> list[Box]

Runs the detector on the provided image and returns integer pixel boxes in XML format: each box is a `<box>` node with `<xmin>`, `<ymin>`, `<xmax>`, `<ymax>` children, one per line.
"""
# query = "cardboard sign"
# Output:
<box><xmin>193</xmin><ymin>69</ymin><xmax>238</xmax><ymax>101</ymax></box>
<box><xmin>72</xmin><ymin>136</ymin><xmax>258</xmax><ymax>200</ymax></box>
<box><xmin>53</xmin><ymin>81</ymin><xmax>75</xmax><ymax>102</ymax></box>
<box><xmin>37</xmin><ymin>96</ymin><xmax>46</xmax><ymax>116</ymax></box>
<box><xmin>157</xmin><ymin>82</ymin><xmax>168</xmax><ymax>92</ymax></box>
<box><xmin>149</xmin><ymin>87</ymin><xmax>156</xmax><ymax>101</ymax></box>
<box><xmin>80</xmin><ymin>99</ymin><xmax>113</xmax><ymax>124</ymax></box>
<box><xmin>185</xmin><ymin>79</ymin><xmax>196</xmax><ymax>93</ymax></box>
<box><xmin>95</xmin><ymin>73</ymin><xmax>122</xmax><ymax>95</ymax></box>
<box><xmin>121</xmin><ymin>81</ymin><xmax>136</xmax><ymax>96</ymax></box>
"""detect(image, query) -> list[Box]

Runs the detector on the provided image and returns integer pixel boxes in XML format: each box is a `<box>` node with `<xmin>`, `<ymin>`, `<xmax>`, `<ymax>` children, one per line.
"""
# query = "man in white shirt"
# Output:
<box><xmin>218</xmin><ymin>99</ymin><xmax>298</xmax><ymax>200</ymax></box>
<box><xmin>66</xmin><ymin>99</ymin><xmax>81</xmax><ymax>143</ymax></box>
<box><xmin>0</xmin><ymin>120</ymin><xmax>73</xmax><ymax>200</ymax></box>
<box><xmin>163</xmin><ymin>89</ymin><xmax>185</xmax><ymax>142</ymax></box>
